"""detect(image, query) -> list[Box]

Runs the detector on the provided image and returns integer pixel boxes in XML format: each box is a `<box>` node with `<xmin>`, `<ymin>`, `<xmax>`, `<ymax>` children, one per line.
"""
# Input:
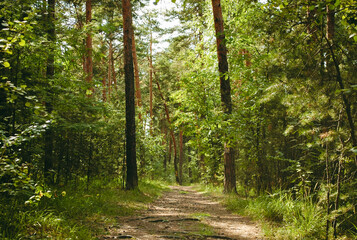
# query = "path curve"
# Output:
<box><xmin>99</xmin><ymin>185</ymin><xmax>262</xmax><ymax>240</ymax></box>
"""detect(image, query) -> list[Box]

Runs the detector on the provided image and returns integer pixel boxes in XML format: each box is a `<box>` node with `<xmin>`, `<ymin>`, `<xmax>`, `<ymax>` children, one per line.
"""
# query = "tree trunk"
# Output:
<box><xmin>149</xmin><ymin>33</ymin><xmax>154</xmax><ymax>133</ymax></box>
<box><xmin>325</xmin><ymin>35</ymin><xmax>357</xmax><ymax>166</ymax></box>
<box><xmin>108</xmin><ymin>39</ymin><xmax>113</xmax><ymax>101</ymax></box>
<box><xmin>132</xmin><ymin>29</ymin><xmax>143</xmax><ymax>120</ymax></box>
<box><xmin>44</xmin><ymin>0</ymin><xmax>55</xmax><ymax>185</ymax></box>
<box><xmin>179</xmin><ymin>130</ymin><xmax>184</xmax><ymax>185</ymax></box>
<box><xmin>168</xmin><ymin>135</ymin><xmax>172</xmax><ymax>165</ymax></box>
<box><xmin>325</xmin><ymin>144</ymin><xmax>330</xmax><ymax>240</ymax></box>
<box><xmin>163</xmin><ymin>125</ymin><xmax>168</xmax><ymax>170</ymax></box>
<box><xmin>112</xmin><ymin>51</ymin><xmax>117</xmax><ymax>88</ymax></box>
<box><xmin>211</xmin><ymin>0</ymin><xmax>236</xmax><ymax>193</ymax></box>
<box><xmin>122</xmin><ymin>0</ymin><xmax>138</xmax><ymax>190</ymax></box>
<box><xmin>326</xmin><ymin>0</ymin><xmax>335</xmax><ymax>41</ymax></box>
<box><xmin>333</xmin><ymin>156</ymin><xmax>342</xmax><ymax>237</ymax></box>
<box><xmin>87</xmin><ymin>138</ymin><xmax>93</xmax><ymax>190</ymax></box>
<box><xmin>239</xmin><ymin>49</ymin><xmax>251</xmax><ymax>67</ymax></box>
<box><xmin>154</xmin><ymin>73</ymin><xmax>178</xmax><ymax>183</ymax></box>
<box><xmin>102</xmin><ymin>76</ymin><xmax>107</xmax><ymax>101</ymax></box>
<box><xmin>85</xmin><ymin>0</ymin><xmax>93</xmax><ymax>87</ymax></box>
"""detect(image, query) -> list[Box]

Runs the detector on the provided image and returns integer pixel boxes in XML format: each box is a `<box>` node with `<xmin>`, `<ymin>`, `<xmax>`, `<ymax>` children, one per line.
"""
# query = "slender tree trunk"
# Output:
<box><xmin>132</xmin><ymin>29</ymin><xmax>143</xmax><ymax>120</ymax></box>
<box><xmin>149</xmin><ymin>33</ymin><xmax>154</xmax><ymax>133</ymax></box>
<box><xmin>122</xmin><ymin>0</ymin><xmax>138</xmax><ymax>190</ymax></box>
<box><xmin>333</xmin><ymin>157</ymin><xmax>342</xmax><ymax>237</ymax></box>
<box><xmin>211</xmin><ymin>0</ymin><xmax>236</xmax><ymax>193</ymax></box>
<box><xmin>325</xmin><ymin>33</ymin><xmax>357</xmax><ymax>167</ymax></box>
<box><xmin>108</xmin><ymin>40</ymin><xmax>112</xmax><ymax>97</ymax></box>
<box><xmin>154</xmin><ymin>73</ymin><xmax>178</xmax><ymax>183</ymax></box>
<box><xmin>108</xmin><ymin>39</ymin><xmax>113</xmax><ymax>101</ymax></box>
<box><xmin>102</xmin><ymin>76</ymin><xmax>107</xmax><ymax>101</ymax></box>
<box><xmin>239</xmin><ymin>49</ymin><xmax>251</xmax><ymax>67</ymax></box>
<box><xmin>112</xmin><ymin>51</ymin><xmax>117</xmax><ymax>88</ymax></box>
<box><xmin>168</xmin><ymin>135</ymin><xmax>172</xmax><ymax>165</ymax></box>
<box><xmin>325</xmin><ymin>144</ymin><xmax>330</xmax><ymax>240</ymax></box>
<box><xmin>100</xmin><ymin>50</ymin><xmax>107</xmax><ymax>101</ymax></box>
<box><xmin>174</xmin><ymin>134</ymin><xmax>179</xmax><ymax>183</ymax></box>
<box><xmin>179</xmin><ymin>130</ymin><xmax>184</xmax><ymax>185</ymax></box>
<box><xmin>87</xmin><ymin>137</ymin><xmax>93</xmax><ymax>190</ymax></box>
<box><xmin>163</xmin><ymin>125</ymin><xmax>168</xmax><ymax>170</ymax></box>
<box><xmin>326</xmin><ymin>0</ymin><xmax>335</xmax><ymax>41</ymax></box>
<box><xmin>325</xmin><ymin>10</ymin><xmax>356</xmax><ymax>148</ymax></box>
<box><xmin>85</xmin><ymin>0</ymin><xmax>93</xmax><ymax>87</ymax></box>
<box><xmin>65</xmin><ymin>134</ymin><xmax>70</xmax><ymax>185</ymax></box>
<box><xmin>44</xmin><ymin>0</ymin><xmax>55</xmax><ymax>185</ymax></box>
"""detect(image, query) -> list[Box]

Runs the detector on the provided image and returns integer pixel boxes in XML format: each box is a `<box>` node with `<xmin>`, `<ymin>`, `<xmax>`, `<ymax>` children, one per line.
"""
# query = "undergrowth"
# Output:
<box><xmin>0</xmin><ymin>179</ymin><xmax>169</xmax><ymax>239</ymax></box>
<box><xmin>195</xmin><ymin>184</ymin><xmax>354</xmax><ymax>240</ymax></box>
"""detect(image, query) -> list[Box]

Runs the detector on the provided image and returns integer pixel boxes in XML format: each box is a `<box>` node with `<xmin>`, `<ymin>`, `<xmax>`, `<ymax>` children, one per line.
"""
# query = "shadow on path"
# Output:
<box><xmin>99</xmin><ymin>186</ymin><xmax>262</xmax><ymax>240</ymax></box>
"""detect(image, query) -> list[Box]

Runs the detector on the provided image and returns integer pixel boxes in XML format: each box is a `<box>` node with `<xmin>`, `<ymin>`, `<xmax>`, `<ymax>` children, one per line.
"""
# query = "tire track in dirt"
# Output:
<box><xmin>99</xmin><ymin>185</ymin><xmax>262</xmax><ymax>240</ymax></box>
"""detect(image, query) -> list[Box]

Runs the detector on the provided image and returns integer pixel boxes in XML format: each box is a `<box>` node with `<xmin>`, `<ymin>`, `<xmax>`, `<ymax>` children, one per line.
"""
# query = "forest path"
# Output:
<box><xmin>99</xmin><ymin>185</ymin><xmax>262</xmax><ymax>240</ymax></box>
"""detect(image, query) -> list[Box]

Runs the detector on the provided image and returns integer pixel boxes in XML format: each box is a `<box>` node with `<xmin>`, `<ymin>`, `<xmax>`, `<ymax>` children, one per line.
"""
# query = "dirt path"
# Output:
<box><xmin>99</xmin><ymin>186</ymin><xmax>262</xmax><ymax>240</ymax></box>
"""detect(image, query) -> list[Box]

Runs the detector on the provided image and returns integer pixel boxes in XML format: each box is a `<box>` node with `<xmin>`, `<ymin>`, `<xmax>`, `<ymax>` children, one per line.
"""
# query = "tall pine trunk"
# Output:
<box><xmin>154</xmin><ymin>75</ymin><xmax>178</xmax><ymax>183</ymax></box>
<box><xmin>179</xmin><ymin>130</ymin><xmax>184</xmax><ymax>185</ymax></box>
<box><xmin>85</xmin><ymin>0</ymin><xmax>93</xmax><ymax>87</ymax></box>
<box><xmin>326</xmin><ymin>0</ymin><xmax>335</xmax><ymax>41</ymax></box>
<box><xmin>108</xmin><ymin>39</ymin><xmax>113</xmax><ymax>100</ymax></box>
<box><xmin>211</xmin><ymin>0</ymin><xmax>236</xmax><ymax>193</ymax></box>
<box><xmin>122</xmin><ymin>0</ymin><xmax>138</xmax><ymax>190</ymax></box>
<box><xmin>149</xmin><ymin>33</ymin><xmax>154</xmax><ymax>133</ymax></box>
<box><xmin>132</xmin><ymin>29</ymin><xmax>142</xmax><ymax>120</ymax></box>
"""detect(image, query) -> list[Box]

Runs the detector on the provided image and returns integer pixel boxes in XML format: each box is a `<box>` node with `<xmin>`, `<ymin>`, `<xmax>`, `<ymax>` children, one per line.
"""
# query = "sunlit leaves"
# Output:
<box><xmin>3</xmin><ymin>61</ymin><xmax>10</xmax><ymax>67</ymax></box>
<box><xmin>86</xmin><ymin>89</ymin><xmax>93</xmax><ymax>96</ymax></box>
<box><xmin>155</xmin><ymin>0</ymin><xmax>176</xmax><ymax>4</ymax></box>
<box><xmin>19</xmin><ymin>39</ymin><xmax>26</xmax><ymax>46</ymax></box>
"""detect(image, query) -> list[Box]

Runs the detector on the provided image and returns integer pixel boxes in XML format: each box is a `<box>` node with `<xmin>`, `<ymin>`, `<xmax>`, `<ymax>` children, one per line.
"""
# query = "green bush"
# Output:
<box><xmin>224</xmin><ymin>191</ymin><xmax>325</xmax><ymax>239</ymax></box>
<box><xmin>0</xmin><ymin>179</ymin><xmax>168</xmax><ymax>239</ymax></box>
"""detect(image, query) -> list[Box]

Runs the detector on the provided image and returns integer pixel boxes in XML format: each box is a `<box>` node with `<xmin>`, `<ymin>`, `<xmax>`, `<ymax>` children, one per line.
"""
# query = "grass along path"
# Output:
<box><xmin>99</xmin><ymin>185</ymin><xmax>262</xmax><ymax>239</ymax></box>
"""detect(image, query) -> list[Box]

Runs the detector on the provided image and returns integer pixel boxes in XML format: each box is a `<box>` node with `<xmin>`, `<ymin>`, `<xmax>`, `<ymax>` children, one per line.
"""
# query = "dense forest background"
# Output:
<box><xmin>1</xmin><ymin>0</ymin><xmax>356</xmax><ymax>239</ymax></box>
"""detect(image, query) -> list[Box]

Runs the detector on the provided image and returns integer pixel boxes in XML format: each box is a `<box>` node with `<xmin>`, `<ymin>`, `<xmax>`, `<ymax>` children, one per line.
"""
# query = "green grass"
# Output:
<box><xmin>194</xmin><ymin>223</ymin><xmax>215</xmax><ymax>236</ymax></box>
<box><xmin>194</xmin><ymin>184</ymin><xmax>328</xmax><ymax>240</ymax></box>
<box><xmin>0</xmin><ymin>179</ymin><xmax>169</xmax><ymax>239</ymax></box>
<box><xmin>190</xmin><ymin>212</ymin><xmax>211</xmax><ymax>220</ymax></box>
<box><xmin>225</xmin><ymin>193</ymin><xmax>325</xmax><ymax>239</ymax></box>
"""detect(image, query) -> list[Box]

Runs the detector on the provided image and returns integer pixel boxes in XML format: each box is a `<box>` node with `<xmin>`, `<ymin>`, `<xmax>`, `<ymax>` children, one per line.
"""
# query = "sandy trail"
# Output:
<box><xmin>99</xmin><ymin>185</ymin><xmax>262</xmax><ymax>240</ymax></box>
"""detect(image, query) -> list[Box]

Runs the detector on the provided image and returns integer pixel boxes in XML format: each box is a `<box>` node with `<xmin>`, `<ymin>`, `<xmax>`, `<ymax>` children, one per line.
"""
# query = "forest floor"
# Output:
<box><xmin>98</xmin><ymin>185</ymin><xmax>262</xmax><ymax>240</ymax></box>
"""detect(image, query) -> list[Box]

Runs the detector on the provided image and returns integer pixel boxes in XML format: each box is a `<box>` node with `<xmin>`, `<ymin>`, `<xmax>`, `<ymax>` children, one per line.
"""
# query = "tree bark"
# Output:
<box><xmin>102</xmin><ymin>76</ymin><xmax>107</xmax><ymax>101</ymax></box>
<box><xmin>85</xmin><ymin>0</ymin><xmax>93</xmax><ymax>87</ymax></box>
<box><xmin>163</xmin><ymin>126</ymin><xmax>168</xmax><ymax>170</ymax></box>
<box><xmin>326</xmin><ymin>0</ymin><xmax>335</xmax><ymax>41</ymax></box>
<box><xmin>211</xmin><ymin>0</ymin><xmax>236</xmax><ymax>193</ymax></box>
<box><xmin>154</xmin><ymin>73</ymin><xmax>178</xmax><ymax>183</ymax></box>
<box><xmin>44</xmin><ymin>0</ymin><xmax>55</xmax><ymax>185</ymax></box>
<box><xmin>132</xmin><ymin>29</ymin><xmax>143</xmax><ymax>120</ymax></box>
<box><xmin>168</xmin><ymin>135</ymin><xmax>172</xmax><ymax>165</ymax></box>
<box><xmin>122</xmin><ymin>0</ymin><xmax>138</xmax><ymax>190</ymax></box>
<box><xmin>325</xmin><ymin>144</ymin><xmax>330</xmax><ymax>240</ymax></box>
<box><xmin>108</xmin><ymin>39</ymin><xmax>113</xmax><ymax>101</ymax></box>
<box><xmin>149</xmin><ymin>33</ymin><xmax>154</xmax><ymax>133</ymax></box>
<box><xmin>179</xmin><ymin>130</ymin><xmax>184</xmax><ymax>185</ymax></box>
<box><xmin>325</xmin><ymin>36</ymin><xmax>357</xmax><ymax>166</ymax></box>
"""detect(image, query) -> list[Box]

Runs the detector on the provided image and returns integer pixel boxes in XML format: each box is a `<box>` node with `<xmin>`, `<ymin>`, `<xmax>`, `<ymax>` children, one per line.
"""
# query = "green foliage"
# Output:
<box><xmin>0</xmin><ymin>179</ymin><xmax>169</xmax><ymax>239</ymax></box>
<box><xmin>197</xmin><ymin>184</ymin><xmax>326</xmax><ymax>238</ymax></box>
<box><xmin>1</xmin><ymin>0</ymin><xmax>356</xmax><ymax>238</ymax></box>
